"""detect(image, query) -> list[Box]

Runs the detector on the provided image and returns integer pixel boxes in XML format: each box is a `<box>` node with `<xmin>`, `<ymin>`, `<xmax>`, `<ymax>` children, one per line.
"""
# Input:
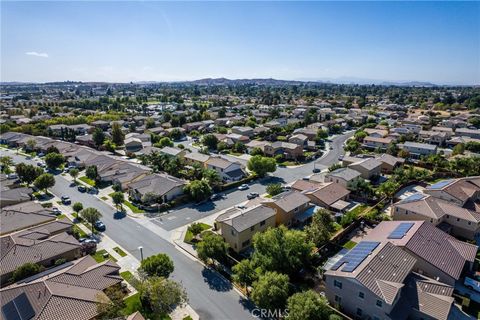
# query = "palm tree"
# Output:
<box><xmin>79</xmin><ymin>208</ymin><xmax>102</xmax><ymax>235</ymax></box>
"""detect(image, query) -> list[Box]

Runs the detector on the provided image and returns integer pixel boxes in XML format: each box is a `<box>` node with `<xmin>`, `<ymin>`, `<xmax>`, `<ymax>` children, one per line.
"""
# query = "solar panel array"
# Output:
<box><xmin>387</xmin><ymin>222</ymin><xmax>414</xmax><ymax>239</ymax></box>
<box><xmin>401</xmin><ymin>193</ymin><xmax>426</xmax><ymax>203</ymax></box>
<box><xmin>331</xmin><ymin>241</ymin><xmax>380</xmax><ymax>272</ymax></box>
<box><xmin>428</xmin><ymin>179</ymin><xmax>453</xmax><ymax>190</ymax></box>
<box><xmin>1</xmin><ymin>293</ymin><xmax>35</xmax><ymax>320</ymax></box>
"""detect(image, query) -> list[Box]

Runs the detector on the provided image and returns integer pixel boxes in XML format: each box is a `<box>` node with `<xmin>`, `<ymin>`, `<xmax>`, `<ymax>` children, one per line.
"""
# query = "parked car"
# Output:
<box><xmin>235</xmin><ymin>205</ymin><xmax>247</xmax><ymax>210</ymax></box>
<box><xmin>37</xmin><ymin>152</ymin><xmax>45</xmax><ymax>157</ymax></box>
<box><xmin>52</xmin><ymin>207</ymin><xmax>61</xmax><ymax>215</ymax></box>
<box><xmin>464</xmin><ymin>274</ymin><xmax>480</xmax><ymax>293</ymax></box>
<box><xmin>302</xmin><ymin>176</ymin><xmax>310</xmax><ymax>181</ymax></box>
<box><xmin>61</xmin><ymin>196</ymin><xmax>71</xmax><ymax>205</ymax></box>
<box><xmin>88</xmin><ymin>187</ymin><xmax>98</xmax><ymax>194</ymax></box>
<box><xmin>247</xmin><ymin>192</ymin><xmax>259</xmax><ymax>200</ymax></box>
<box><xmin>77</xmin><ymin>185</ymin><xmax>87</xmax><ymax>192</ymax></box>
<box><xmin>210</xmin><ymin>193</ymin><xmax>224</xmax><ymax>201</ymax></box>
<box><xmin>238</xmin><ymin>184</ymin><xmax>249</xmax><ymax>191</ymax></box>
<box><xmin>94</xmin><ymin>221</ymin><xmax>106</xmax><ymax>231</ymax></box>
<box><xmin>312</xmin><ymin>168</ymin><xmax>321</xmax><ymax>173</ymax></box>
<box><xmin>282</xmin><ymin>185</ymin><xmax>291</xmax><ymax>191</ymax></box>
<box><xmin>7</xmin><ymin>173</ymin><xmax>18</xmax><ymax>180</ymax></box>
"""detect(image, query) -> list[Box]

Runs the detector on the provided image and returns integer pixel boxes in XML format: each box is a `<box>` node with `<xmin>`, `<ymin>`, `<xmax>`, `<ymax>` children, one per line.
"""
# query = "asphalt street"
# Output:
<box><xmin>5</xmin><ymin>149</ymin><xmax>257</xmax><ymax>320</ymax></box>
<box><xmin>154</xmin><ymin>131</ymin><xmax>354</xmax><ymax>230</ymax></box>
<box><xmin>2</xmin><ymin>131</ymin><xmax>352</xmax><ymax>320</ymax></box>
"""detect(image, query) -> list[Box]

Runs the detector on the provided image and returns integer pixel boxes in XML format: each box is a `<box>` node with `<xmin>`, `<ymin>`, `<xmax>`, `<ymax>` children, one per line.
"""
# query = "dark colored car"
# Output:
<box><xmin>94</xmin><ymin>221</ymin><xmax>106</xmax><ymax>231</ymax></box>
<box><xmin>210</xmin><ymin>193</ymin><xmax>224</xmax><ymax>201</ymax></box>
<box><xmin>61</xmin><ymin>196</ymin><xmax>71</xmax><ymax>205</ymax></box>
<box><xmin>312</xmin><ymin>168</ymin><xmax>321</xmax><ymax>173</ymax></box>
<box><xmin>247</xmin><ymin>192</ymin><xmax>259</xmax><ymax>200</ymax></box>
<box><xmin>78</xmin><ymin>185</ymin><xmax>87</xmax><ymax>192</ymax></box>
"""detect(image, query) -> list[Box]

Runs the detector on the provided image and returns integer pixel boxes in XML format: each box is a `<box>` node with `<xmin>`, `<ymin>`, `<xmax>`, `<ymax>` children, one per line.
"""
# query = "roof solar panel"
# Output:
<box><xmin>1</xmin><ymin>301</ymin><xmax>21</xmax><ymax>320</ymax></box>
<box><xmin>428</xmin><ymin>179</ymin><xmax>454</xmax><ymax>190</ymax></box>
<box><xmin>388</xmin><ymin>222</ymin><xmax>414</xmax><ymax>239</ymax></box>
<box><xmin>330</xmin><ymin>241</ymin><xmax>380</xmax><ymax>272</ymax></box>
<box><xmin>15</xmin><ymin>293</ymin><xmax>35</xmax><ymax>320</ymax></box>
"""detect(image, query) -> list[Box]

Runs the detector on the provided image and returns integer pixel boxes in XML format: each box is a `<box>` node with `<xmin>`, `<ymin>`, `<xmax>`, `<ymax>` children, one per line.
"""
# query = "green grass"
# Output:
<box><xmin>183</xmin><ymin>317</ymin><xmax>193</xmax><ymax>320</ymax></box>
<box><xmin>114</xmin><ymin>246</ymin><xmax>127</xmax><ymax>257</ymax></box>
<box><xmin>56</xmin><ymin>214</ymin><xmax>66</xmax><ymax>219</ymax></box>
<box><xmin>122</xmin><ymin>293</ymin><xmax>171</xmax><ymax>320</ymax></box>
<box><xmin>79</xmin><ymin>176</ymin><xmax>96</xmax><ymax>186</ymax></box>
<box><xmin>56</xmin><ymin>201</ymin><xmax>62</xmax><ymax>205</ymax></box>
<box><xmin>343</xmin><ymin>240</ymin><xmax>357</xmax><ymax>250</ymax></box>
<box><xmin>184</xmin><ymin>223</ymin><xmax>212</xmax><ymax>243</ymax></box>
<box><xmin>123</xmin><ymin>200</ymin><xmax>144</xmax><ymax>213</ymax></box>
<box><xmin>348</xmin><ymin>204</ymin><xmax>370</xmax><ymax>217</ymax></box>
<box><xmin>101</xmin><ymin>196</ymin><xmax>108</xmax><ymax>200</ymax></box>
<box><xmin>72</xmin><ymin>225</ymin><xmax>87</xmax><ymax>238</ymax></box>
<box><xmin>91</xmin><ymin>249</ymin><xmax>117</xmax><ymax>263</ymax></box>
<box><xmin>120</xmin><ymin>271</ymin><xmax>138</xmax><ymax>288</ymax></box>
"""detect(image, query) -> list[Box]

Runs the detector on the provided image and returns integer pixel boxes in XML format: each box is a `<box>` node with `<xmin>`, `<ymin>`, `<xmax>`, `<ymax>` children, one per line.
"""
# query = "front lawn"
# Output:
<box><xmin>101</xmin><ymin>196</ymin><xmax>108</xmax><ymax>200</ymax></box>
<box><xmin>114</xmin><ymin>246</ymin><xmax>127</xmax><ymax>257</ymax></box>
<box><xmin>91</xmin><ymin>249</ymin><xmax>117</xmax><ymax>263</ymax></box>
<box><xmin>79</xmin><ymin>176</ymin><xmax>95</xmax><ymax>186</ymax></box>
<box><xmin>72</xmin><ymin>225</ymin><xmax>87</xmax><ymax>238</ymax></box>
<box><xmin>120</xmin><ymin>271</ymin><xmax>138</xmax><ymax>288</ymax></box>
<box><xmin>122</xmin><ymin>293</ymin><xmax>171</xmax><ymax>320</ymax></box>
<box><xmin>123</xmin><ymin>200</ymin><xmax>144</xmax><ymax>213</ymax></box>
<box><xmin>184</xmin><ymin>223</ymin><xmax>212</xmax><ymax>244</ymax></box>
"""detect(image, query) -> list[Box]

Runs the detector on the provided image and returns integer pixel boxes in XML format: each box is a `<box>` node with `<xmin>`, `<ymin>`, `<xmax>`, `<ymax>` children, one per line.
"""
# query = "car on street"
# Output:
<box><xmin>282</xmin><ymin>185</ymin><xmax>291</xmax><ymax>191</ymax></box>
<box><xmin>77</xmin><ymin>185</ymin><xmax>87</xmax><ymax>192</ymax></box>
<box><xmin>238</xmin><ymin>184</ymin><xmax>249</xmax><ymax>191</ymax></box>
<box><xmin>235</xmin><ymin>205</ymin><xmax>247</xmax><ymax>210</ymax></box>
<box><xmin>52</xmin><ymin>207</ymin><xmax>61</xmax><ymax>215</ymax></box>
<box><xmin>37</xmin><ymin>152</ymin><xmax>45</xmax><ymax>157</ymax></box>
<box><xmin>312</xmin><ymin>168</ymin><xmax>321</xmax><ymax>173</ymax></box>
<box><xmin>7</xmin><ymin>173</ymin><xmax>18</xmax><ymax>180</ymax></box>
<box><xmin>37</xmin><ymin>162</ymin><xmax>45</xmax><ymax>168</ymax></box>
<box><xmin>247</xmin><ymin>192</ymin><xmax>259</xmax><ymax>200</ymax></box>
<box><xmin>79</xmin><ymin>237</ymin><xmax>98</xmax><ymax>244</ymax></box>
<box><xmin>88</xmin><ymin>187</ymin><xmax>98</xmax><ymax>194</ymax></box>
<box><xmin>61</xmin><ymin>196</ymin><xmax>71</xmax><ymax>205</ymax></box>
<box><xmin>302</xmin><ymin>176</ymin><xmax>310</xmax><ymax>181</ymax></box>
<box><xmin>94</xmin><ymin>221</ymin><xmax>106</xmax><ymax>231</ymax></box>
<box><xmin>210</xmin><ymin>193</ymin><xmax>224</xmax><ymax>201</ymax></box>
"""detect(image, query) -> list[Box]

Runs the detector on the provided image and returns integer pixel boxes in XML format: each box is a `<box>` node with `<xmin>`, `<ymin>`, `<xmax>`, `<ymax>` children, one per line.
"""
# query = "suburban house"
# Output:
<box><xmin>206</xmin><ymin>157</ymin><xmax>245</xmax><ymax>182</ymax></box>
<box><xmin>325</xmin><ymin>167</ymin><xmax>362</xmax><ymax>188</ymax></box>
<box><xmin>401</xmin><ymin>141</ymin><xmax>437</xmax><ymax>157</ymax></box>
<box><xmin>455</xmin><ymin>128</ymin><xmax>480</xmax><ymax>139</ymax></box>
<box><xmin>392</xmin><ymin>192</ymin><xmax>480</xmax><ymax>240</ymax></box>
<box><xmin>127</xmin><ymin>173</ymin><xmax>185</xmax><ymax>204</ymax></box>
<box><xmin>264</xmin><ymin>141</ymin><xmax>303</xmax><ymax>160</ymax></box>
<box><xmin>324</xmin><ymin>240</ymin><xmax>454</xmax><ymax>320</ymax></box>
<box><xmin>363</xmin><ymin>221</ymin><xmax>477</xmax><ymax>287</ymax></box>
<box><xmin>418</xmin><ymin>130</ymin><xmax>447</xmax><ymax>145</ymax></box>
<box><xmin>245</xmin><ymin>140</ymin><xmax>269</xmax><ymax>153</ymax></box>
<box><xmin>0</xmin><ymin>187</ymin><xmax>33</xmax><ymax>208</ymax></box>
<box><xmin>215</xmin><ymin>205</ymin><xmax>276</xmax><ymax>253</ymax></box>
<box><xmin>159</xmin><ymin>146</ymin><xmax>186</xmax><ymax>159</ymax></box>
<box><xmin>423</xmin><ymin>177</ymin><xmax>480</xmax><ymax>208</ymax></box>
<box><xmin>347</xmin><ymin>158</ymin><xmax>382</xmax><ymax>180</ymax></box>
<box><xmin>376</xmin><ymin>154</ymin><xmax>405</xmax><ymax>173</ymax></box>
<box><xmin>0</xmin><ymin>219</ymin><xmax>82</xmax><ymax>284</ymax></box>
<box><xmin>288</xmin><ymin>134</ymin><xmax>308</xmax><ymax>147</ymax></box>
<box><xmin>262</xmin><ymin>191</ymin><xmax>311</xmax><ymax>226</ymax></box>
<box><xmin>0</xmin><ymin>256</ymin><xmax>122</xmax><ymax>320</ymax></box>
<box><xmin>184</xmin><ymin>152</ymin><xmax>210</xmax><ymax>167</ymax></box>
<box><xmin>364</xmin><ymin>128</ymin><xmax>389</xmax><ymax>138</ymax></box>
<box><xmin>291</xmin><ymin>180</ymin><xmax>351</xmax><ymax>212</ymax></box>
<box><xmin>231</xmin><ymin>126</ymin><xmax>254</xmax><ymax>137</ymax></box>
<box><xmin>431</xmin><ymin>126</ymin><xmax>453</xmax><ymax>138</ymax></box>
<box><xmin>124</xmin><ymin>137</ymin><xmax>143</xmax><ymax>152</ymax></box>
<box><xmin>1</xmin><ymin>202</ymin><xmax>57</xmax><ymax>235</ymax></box>
<box><xmin>363</xmin><ymin>136</ymin><xmax>394</xmax><ymax>150</ymax></box>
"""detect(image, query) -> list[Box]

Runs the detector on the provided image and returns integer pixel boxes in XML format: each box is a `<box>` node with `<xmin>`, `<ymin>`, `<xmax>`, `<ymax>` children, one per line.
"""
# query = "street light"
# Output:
<box><xmin>138</xmin><ymin>246</ymin><xmax>144</xmax><ymax>262</ymax></box>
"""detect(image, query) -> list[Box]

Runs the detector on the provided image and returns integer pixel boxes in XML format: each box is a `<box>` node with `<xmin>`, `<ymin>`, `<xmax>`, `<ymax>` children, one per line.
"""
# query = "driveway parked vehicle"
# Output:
<box><xmin>238</xmin><ymin>184</ymin><xmax>249</xmax><ymax>191</ymax></box>
<box><xmin>52</xmin><ymin>207</ymin><xmax>61</xmax><ymax>215</ymax></box>
<box><xmin>247</xmin><ymin>192</ymin><xmax>259</xmax><ymax>200</ymax></box>
<box><xmin>94</xmin><ymin>221</ymin><xmax>106</xmax><ymax>231</ymax></box>
<box><xmin>77</xmin><ymin>185</ymin><xmax>87</xmax><ymax>192</ymax></box>
<box><xmin>61</xmin><ymin>196</ymin><xmax>71</xmax><ymax>205</ymax></box>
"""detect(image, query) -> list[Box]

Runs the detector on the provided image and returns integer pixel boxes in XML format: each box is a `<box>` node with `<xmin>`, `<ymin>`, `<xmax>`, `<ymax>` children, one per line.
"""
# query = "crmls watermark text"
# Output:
<box><xmin>251</xmin><ymin>308</ymin><xmax>289</xmax><ymax>318</ymax></box>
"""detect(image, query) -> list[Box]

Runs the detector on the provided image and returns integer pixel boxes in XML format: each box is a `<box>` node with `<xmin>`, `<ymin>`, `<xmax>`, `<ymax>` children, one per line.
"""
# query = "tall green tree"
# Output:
<box><xmin>111</xmin><ymin>122</ymin><xmax>125</xmax><ymax>146</ymax></box>
<box><xmin>184</xmin><ymin>179</ymin><xmax>212</xmax><ymax>202</ymax></box>
<box><xmin>251</xmin><ymin>271</ymin><xmax>289</xmax><ymax>311</ymax></box>
<box><xmin>111</xmin><ymin>191</ymin><xmax>124</xmax><ymax>211</ymax></box>
<box><xmin>232</xmin><ymin>259</ymin><xmax>258</xmax><ymax>295</ymax></box>
<box><xmin>304</xmin><ymin>209</ymin><xmax>335</xmax><ymax>247</ymax></box>
<box><xmin>286</xmin><ymin>290</ymin><xmax>331</xmax><ymax>320</ymax></box>
<box><xmin>139</xmin><ymin>277</ymin><xmax>188</xmax><ymax>315</ymax></box>
<box><xmin>139</xmin><ymin>253</ymin><xmax>174</xmax><ymax>278</ymax></box>
<box><xmin>69</xmin><ymin>168</ymin><xmax>79</xmax><ymax>182</ymax></box>
<box><xmin>0</xmin><ymin>156</ymin><xmax>13</xmax><ymax>173</ymax></box>
<box><xmin>34</xmin><ymin>173</ymin><xmax>55</xmax><ymax>193</ymax></box>
<box><xmin>45</xmin><ymin>152</ymin><xmax>65</xmax><ymax>170</ymax></box>
<box><xmin>80</xmin><ymin>207</ymin><xmax>102</xmax><ymax>235</ymax></box>
<box><xmin>201</xmin><ymin>134</ymin><xmax>219</xmax><ymax>150</ymax></box>
<box><xmin>92</xmin><ymin>128</ymin><xmax>106</xmax><ymax>148</ymax></box>
<box><xmin>196</xmin><ymin>232</ymin><xmax>228</xmax><ymax>264</ymax></box>
<box><xmin>247</xmin><ymin>155</ymin><xmax>277</xmax><ymax>177</ymax></box>
<box><xmin>15</xmin><ymin>163</ymin><xmax>43</xmax><ymax>185</ymax></box>
<box><xmin>86</xmin><ymin>165</ymin><xmax>98</xmax><ymax>181</ymax></box>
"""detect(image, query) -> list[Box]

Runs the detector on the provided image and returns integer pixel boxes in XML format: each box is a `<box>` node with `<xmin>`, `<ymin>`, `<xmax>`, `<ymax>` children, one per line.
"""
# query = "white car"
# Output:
<box><xmin>238</xmin><ymin>184</ymin><xmax>249</xmax><ymax>191</ymax></box>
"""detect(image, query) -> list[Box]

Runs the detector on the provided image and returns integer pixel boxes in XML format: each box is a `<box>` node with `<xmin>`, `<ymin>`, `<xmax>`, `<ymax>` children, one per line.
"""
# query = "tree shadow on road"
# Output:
<box><xmin>201</xmin><ymin>267</ymin><xmax>233</xmax><ymax>292</ymax></box>
<box><xmin>238</xmin><ymin>297</ymin><xmax>259</xmax><ymax>316</ymax></box>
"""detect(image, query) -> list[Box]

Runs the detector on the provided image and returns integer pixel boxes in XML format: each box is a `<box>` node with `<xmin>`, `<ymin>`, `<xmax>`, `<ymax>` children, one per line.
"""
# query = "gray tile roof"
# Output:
<box><xmin>1</xmin><ymin>202</ymin><xmax>56</xmax><ymax>235</ymax></box>
<box><xmin>327</xmin><ymin>167</ymin><xmax>361</xmax><ymax>181</ymax></box>
<box><xmin>271</xmin><ymin>191</ymin><xmax>310</xmax><ymax>213</ymax></box>
<box><xmin>216</xmin><ymin>205</ymin><xmax>276</xmax><ymax>232</ymax></box>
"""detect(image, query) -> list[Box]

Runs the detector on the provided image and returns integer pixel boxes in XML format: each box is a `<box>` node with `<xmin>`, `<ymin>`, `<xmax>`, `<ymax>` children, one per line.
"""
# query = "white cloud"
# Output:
<box><xmin>25</xmin><ymin>51</ymin><xmax>49</xmax><ymax>58</ymax></box>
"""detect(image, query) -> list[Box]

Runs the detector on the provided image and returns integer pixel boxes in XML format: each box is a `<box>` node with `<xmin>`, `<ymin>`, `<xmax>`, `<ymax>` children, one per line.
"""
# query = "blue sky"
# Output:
<box><xmin>1</xmin><ymin>1</ymin><xmax>479</xmax><ymax>84</ymax></box>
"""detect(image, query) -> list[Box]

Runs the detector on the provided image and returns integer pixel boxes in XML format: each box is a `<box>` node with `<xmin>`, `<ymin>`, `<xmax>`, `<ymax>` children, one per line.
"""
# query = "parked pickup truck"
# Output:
<box><xmin>464</xmin><ymin>273</ymin><xmax>480</xmax><ymax>293</ymax></box>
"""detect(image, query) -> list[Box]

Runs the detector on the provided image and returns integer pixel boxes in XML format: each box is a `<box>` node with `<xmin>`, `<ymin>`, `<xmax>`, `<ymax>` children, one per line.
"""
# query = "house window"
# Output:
<box><xmin>376</xmin><ymin>300</ymin><xmax>383</xmax><ymax>308</ymax></box>
<box><xmin>334</xmin><ymin>295</ymin><xmax>342</xmax><ymax>304</ymax></box>
<box><xmin>356</xmin><ymin>308</ymin><xmax>363</xmax><ymax>317</ymax></box>
<box><xmin>242</xmin><ymin>239</ymin><xmax>250</xmax><ymax>247</ymax></box>
<box><xmin>231</xmin><ymin>229</ymin><xmax>236</xmax><ymax>236</ymax></box>
<box><xmin>334</xmin><ymin>280</ymin><xmax>342</xmax><ymax>289</ymax></box>
<box><xmin>468</xmin><ymin>222</ymin><xmax>472</xmax><ymax>225</ymax></box>
<box><xmin>260</xmin><ymin>220</ymin><xmax>266</xmax><ymax>226</ymax></box>
<box><xmin>457</xmin><ymin>218</ymin><xmax>460</xmax><ymax>222</ymax></box>
<box><xmin>446</xmin><ymin>215</ymin><xmax>450</xmax><ymax>219</ymax></box>
<box><xmin>358</xmin><ymin>291</ymin><xmax>364</xmax><ymax>299</ymax></box>
<box><xmin>250</xmin><ymin>226</ymin><xmax>255</xmax><ymax>231</ymax></box>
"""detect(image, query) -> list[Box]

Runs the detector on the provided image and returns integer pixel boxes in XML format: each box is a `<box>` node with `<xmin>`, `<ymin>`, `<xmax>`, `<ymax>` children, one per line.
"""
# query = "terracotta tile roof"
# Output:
<box><xmin>0</xmin><ymin>256</ymin><xmax>122</xmax><ymax>320</ymax></box>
